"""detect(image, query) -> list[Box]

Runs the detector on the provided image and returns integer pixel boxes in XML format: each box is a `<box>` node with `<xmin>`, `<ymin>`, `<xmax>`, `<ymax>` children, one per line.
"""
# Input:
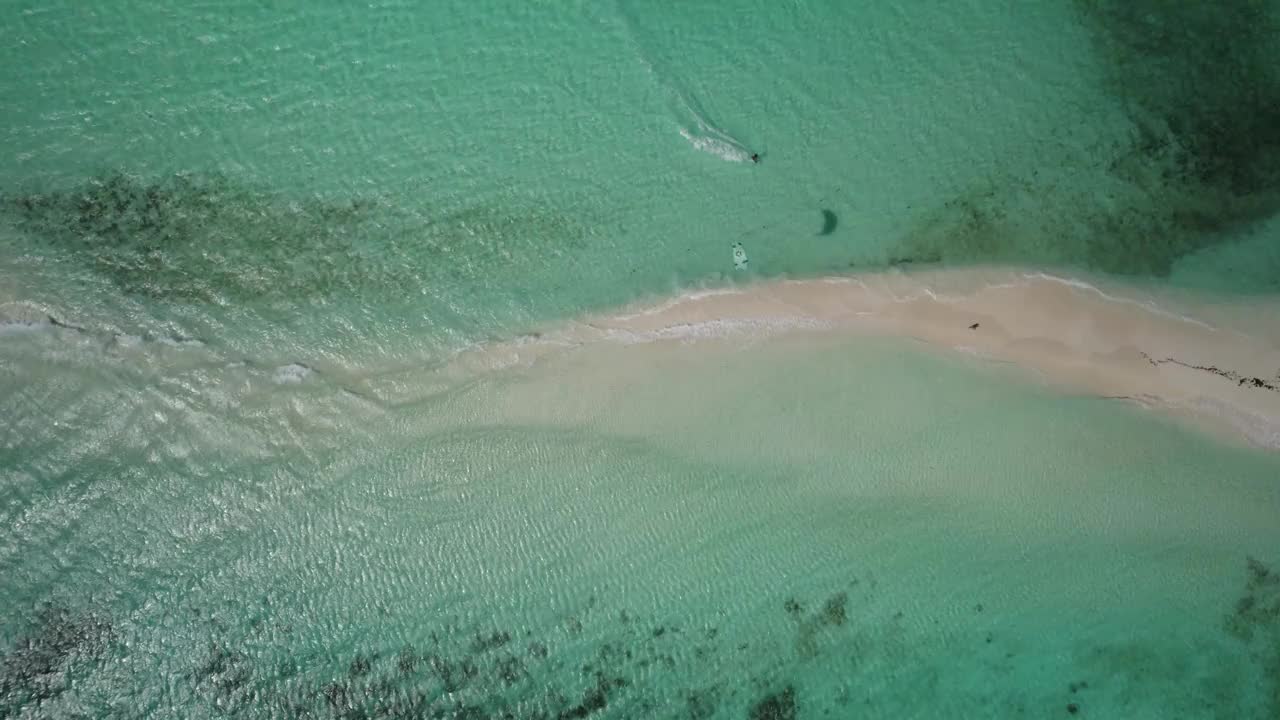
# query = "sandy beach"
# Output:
<box><xmin>440</xmin><ymin>267</ymin><xmax>1280</xmax><ymax>452</ymax></box>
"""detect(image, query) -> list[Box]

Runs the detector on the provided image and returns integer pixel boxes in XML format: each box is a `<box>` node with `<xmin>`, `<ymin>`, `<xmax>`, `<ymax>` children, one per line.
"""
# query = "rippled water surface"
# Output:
<box><xmin>3</xmin><ymin>1</ymin><xmax>1280</xmax><ymax>717</ymax></box>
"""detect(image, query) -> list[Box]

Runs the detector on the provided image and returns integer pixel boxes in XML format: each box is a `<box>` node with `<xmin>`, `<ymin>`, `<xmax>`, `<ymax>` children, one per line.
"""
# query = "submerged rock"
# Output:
<box><xmin>749</xmin><ymin>685</ymin><xmax>797</xmax><ymax>720</ymax></box>
<box><xmin>821</xmin><ymin>593</ymin><xmax>847</xmax><ymax>626</ymax></box>
<box><xmin>0</xmin><ymin>605</ymin><xmax>113</xmax><ymax>713</ymax></box>
<box><xmin>1225</xmin><ymin>556</ymin><xmax>1280</xmax><ymax>641</ymax></box>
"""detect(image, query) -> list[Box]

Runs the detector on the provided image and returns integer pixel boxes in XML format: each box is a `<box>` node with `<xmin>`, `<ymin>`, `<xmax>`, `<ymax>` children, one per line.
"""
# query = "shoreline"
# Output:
<box><xmin>450</xmin><ymin>266</ymin><xmax>1280</xmax><ymax>451</ymax></box>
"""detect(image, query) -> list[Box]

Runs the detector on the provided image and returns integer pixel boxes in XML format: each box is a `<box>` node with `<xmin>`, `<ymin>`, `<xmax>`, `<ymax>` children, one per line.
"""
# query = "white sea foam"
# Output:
<box><xmin>612</xmin><ymin>2</ymin><xmax>753</xmax><ymax>165</ymax></box>
<box><xmin>158</xmin><ymin>336</ymin><xmax>205</xmax><ymax>348</ymax></box>
<box><xmin>273</xmin><ymin>363</ymin><xmax>313</xmax><ymax>384</ymax></box>
<box><xmin>679</xmin><ymin>127</ymin><xmax>752</xmax><ymax>163</ymax></box>
<box><xmin>1023</xmin><ymin>271</ymin><xmax>1217</xmax><ymax>330</ymax></box>
<box><xmin>0</xmin><ymin>318</ymin><xmax>51</xmax><ymax>335</ymax></box>
<box><xmin>0</xmin><ymin>304</ymin><xmax>54</xmax><ymax>335</ymax></box>
<box><xmin>596</xmin><ymin>316</ymin><xmax>827</xmax><ymax>345</ymax></box>
<box><xmin>1179</xmin><ymin>396</ymin><xmax>1280</xmax><ymax>451</ymax></box>
<box><xmin>685</xmin><ymin>286</ymin><xmax>746</xmax><ymax>301</ymax></box>
<box><xmin>611</xmin><ymin>286</ymin><xmax>745</xmax><ymax>321</ymax></box>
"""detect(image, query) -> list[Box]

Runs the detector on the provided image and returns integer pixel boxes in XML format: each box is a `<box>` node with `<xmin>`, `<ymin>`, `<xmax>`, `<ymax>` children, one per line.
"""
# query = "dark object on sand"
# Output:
<box><xmin>968</xmin><ymin>323</ymin><xmax>980</xmax><ymax>330</ymax></box>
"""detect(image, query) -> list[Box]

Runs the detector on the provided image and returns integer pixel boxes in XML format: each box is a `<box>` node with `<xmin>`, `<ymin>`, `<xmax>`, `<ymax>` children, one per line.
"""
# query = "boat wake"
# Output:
<box><xmin>679</xmin><ymin>126</ymin><xmax>752</xmax><ymax>163</ymax></box>
<box><xmin>611</xmin><ymin>1</ymin><xmax>753</xmax><ymax>163</ymax></box>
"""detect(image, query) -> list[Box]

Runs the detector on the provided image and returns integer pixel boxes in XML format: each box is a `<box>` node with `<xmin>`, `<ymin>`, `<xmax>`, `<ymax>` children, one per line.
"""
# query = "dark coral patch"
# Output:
<box><xmin>821</xmin><ymin>593</ymin><xmax>848</xmax><ymax>626</ymax></box>
<box><xmin>750</xmin><ymin>685</ymin><xmax>798</xmax><ymax>720</ymax></box>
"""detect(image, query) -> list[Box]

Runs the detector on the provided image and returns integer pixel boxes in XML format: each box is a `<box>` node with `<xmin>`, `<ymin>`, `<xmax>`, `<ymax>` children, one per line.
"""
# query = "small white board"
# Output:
<box><xmin>732</xmin><ymin>242</ymin><xmax>749</xmax><ymax>270</ymax></box>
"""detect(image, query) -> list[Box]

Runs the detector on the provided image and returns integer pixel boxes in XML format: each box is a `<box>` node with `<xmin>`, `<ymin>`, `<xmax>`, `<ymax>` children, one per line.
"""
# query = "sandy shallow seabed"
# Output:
<box><xmin>431</xmin><ymin>266</ymin><xmax>1280</xmax><ymax>451</ymax></box>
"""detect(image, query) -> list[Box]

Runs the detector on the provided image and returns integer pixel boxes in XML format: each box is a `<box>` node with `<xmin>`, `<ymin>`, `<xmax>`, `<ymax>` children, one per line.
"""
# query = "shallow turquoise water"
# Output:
<box><xmin>3</xmin><ymin>332</ymin><xmax>1280</xmax><ymax>718</ymax></box>
<box><xmin>4</xmin><ymin>0</ymin><xmax>1279</xmax><ymax>360</ymax></box>
<box><xmin>2</xmin><ymin>1</ymin><xmax>1280</xmax><ymax>718</ymax></box>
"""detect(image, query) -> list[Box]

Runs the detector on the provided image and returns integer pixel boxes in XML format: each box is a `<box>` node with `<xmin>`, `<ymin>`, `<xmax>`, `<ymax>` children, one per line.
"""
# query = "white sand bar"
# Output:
<box><xmin>479</xmin><ymin>267</ymin><xmax>1280</xmax><ymax>451</ymax></box>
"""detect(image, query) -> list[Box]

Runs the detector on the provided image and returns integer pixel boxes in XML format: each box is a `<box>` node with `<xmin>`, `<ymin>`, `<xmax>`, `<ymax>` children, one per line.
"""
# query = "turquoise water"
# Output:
<box><xmin>2</xmin><ymin>1</ymin><xmax>1280</xmax><ymax>718</ymax></box>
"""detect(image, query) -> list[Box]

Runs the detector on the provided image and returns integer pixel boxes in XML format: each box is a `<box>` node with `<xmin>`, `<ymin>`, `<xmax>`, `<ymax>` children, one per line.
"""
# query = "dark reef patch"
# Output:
<box><xmin>893</xmin><ymin>2</ymin><xmax>1280</xmax><ymax>287</ymax></box>
<box><xmin>749</xmin><ymin>685</ymin><xmax>797</xmax><ymax>720</ymax></box>
<box><xmin>3</xmin><ymin>171</ymin><xmax>398</xmax><ymax>303</ymax></box>
<box><xmin>1080</xmin><ymin>556</ymin><xmax>1280</xmax><ymax>718</ymax></box>
<box><xmin>397</xmin><ymin>645</ymin><xmax>418</xmax><ymax>674</ymax></box>
<box><xmin>1222</xmin><ymin>556</ymin><xmax>1280</xmax><ymax>717</ymax></box>
<box><xmin>791</xmin><ymin>590</ymin><xmax>854</xmax><ymax>659</ymax></box>
<box><xmin>164</xmin><ymin>589</ymin><xmax>824</xmax><ymax>719</ymax></box>
<box><xmin>783</xmin><ymin>598</ymin><xmax>803</xmax><ymax>617</ymax></box>
<box><xmin>1225</xmin><ymin>556</ymin><xmax>1280</xmax><ymax>642</ymax></box>
<box><xmin>10</xmin><ymin>567</ymin><xmax>1280</xmax><ymax>717</ymax></box>
<box><xmin>558</xmin><ymin>671</ymin><xmax>625</xmax><ymax>719</ymax></box>
<box><xmin>471</xmin><ymin>629</ymin><xmax>512</xmax><ymax>653</ymax></box>
<box><xmin>820</xmin><ymin>593</ymin><xmax>847</xmax><ymax>627</ymax></box>
<box><xmin>1078</xmin><ymin>1</ymin><xmax>1280</xmax><ymax>198</ymax></box>
<box><xmin>2</xmin><ymin>171</ymin><xmax>589</xmax><ymax>305</ymax></box>
<box><xmin>895</xmin><ymin>187</ymin><xmax>1014</xmax><ymax>272</ymax></box>
<box><xmin>685</xmin><ymin>685</ymin><xmax>721</xmax><ymax>719</ymax></box>
<box><xmin>193</xmin><ymin>642</ymin><xmax>255</xmax><ymax>707</ymax></box>
<box><xmin>1071</xmin><ymin>0</ymin><xmax>1280</xmax><ymax>274</ymax></box>
<box><xmin>0</xmin><ymin>604</ymin><xmax>113</xmax><ymax>716</ymax></box>
<box><xmin>348</xmin><ymin>653</ymin><xmax>374</xmax><ymax>677</ymax></box>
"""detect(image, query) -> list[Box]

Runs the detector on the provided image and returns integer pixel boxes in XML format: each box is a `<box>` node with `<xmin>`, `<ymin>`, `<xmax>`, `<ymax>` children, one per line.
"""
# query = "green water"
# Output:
<box><xmin>2</xmin><ymin>1</ymin><xmax>1280</xmax><ymax>718</ymax></box>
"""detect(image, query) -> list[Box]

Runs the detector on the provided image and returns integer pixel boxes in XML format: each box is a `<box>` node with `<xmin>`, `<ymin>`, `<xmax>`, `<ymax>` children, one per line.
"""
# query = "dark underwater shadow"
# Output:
<box><xmin>884</xmin><ymin>1</ymin><xmax>1280</xmax><ymax>291</ymax></box>
<box><xmin>818</xmin><ymin>209</ymin><xmax>838</xmax><ymax>236</ymax></box>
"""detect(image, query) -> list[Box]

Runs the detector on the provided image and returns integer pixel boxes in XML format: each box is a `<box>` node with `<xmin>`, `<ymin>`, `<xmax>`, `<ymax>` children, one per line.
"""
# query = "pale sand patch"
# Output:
<box><xmin>440</xmin><ymin>266</ymin><xmax>1280</xmax><ymax>450</ymax></box>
